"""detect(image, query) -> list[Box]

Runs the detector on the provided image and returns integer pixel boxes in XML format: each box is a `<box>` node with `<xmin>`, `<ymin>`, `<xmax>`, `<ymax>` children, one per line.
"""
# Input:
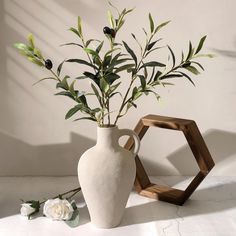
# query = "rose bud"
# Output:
<box><xmin>20</xmin><ymin>201</ymin><xmax>40</xmax><ymax>219</ymax></box>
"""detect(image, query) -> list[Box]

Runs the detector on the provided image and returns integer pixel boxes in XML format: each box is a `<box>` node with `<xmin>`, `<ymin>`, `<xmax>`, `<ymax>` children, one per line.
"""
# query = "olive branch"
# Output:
<box><xmin>14</xmin><ymin>2</ymin><xmax>213</xmax><ymax>127</ymax></box>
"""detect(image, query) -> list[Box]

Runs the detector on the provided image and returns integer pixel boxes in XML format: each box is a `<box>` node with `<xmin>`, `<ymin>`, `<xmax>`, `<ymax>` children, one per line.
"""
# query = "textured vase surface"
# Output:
<box><xmin>78</xmin><ymin>126</ymin><xmax>140</xmax><ymax>228</ymax></box>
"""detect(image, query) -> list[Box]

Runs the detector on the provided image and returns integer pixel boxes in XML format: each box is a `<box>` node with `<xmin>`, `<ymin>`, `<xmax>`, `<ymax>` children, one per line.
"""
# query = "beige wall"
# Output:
<box><xmin>0</xmin><ymin>0</ymin><xmax>236</xmax><ymax>176</ymax></box>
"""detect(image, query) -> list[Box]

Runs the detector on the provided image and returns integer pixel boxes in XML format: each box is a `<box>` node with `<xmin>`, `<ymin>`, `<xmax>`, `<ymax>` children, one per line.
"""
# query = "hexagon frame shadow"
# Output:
<box><xmin>124</xmin><ymin>114</ymin><xmax>215</xmax><ymax>205</ymax></box>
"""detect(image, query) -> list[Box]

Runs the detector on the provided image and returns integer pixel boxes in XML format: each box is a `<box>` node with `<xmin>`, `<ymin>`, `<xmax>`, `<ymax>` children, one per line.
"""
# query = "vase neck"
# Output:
<box><xmin>96</xmin><ymin>126</ymin><xmax>118</xmax><ymax>148</ymax></box>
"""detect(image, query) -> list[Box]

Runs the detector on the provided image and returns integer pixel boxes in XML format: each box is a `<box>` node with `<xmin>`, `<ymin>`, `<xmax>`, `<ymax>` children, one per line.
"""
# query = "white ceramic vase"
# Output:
<box><xmin>78</xmin><ymin>126</ymin><xmax>140</xmax><ymax>228</ymax></box>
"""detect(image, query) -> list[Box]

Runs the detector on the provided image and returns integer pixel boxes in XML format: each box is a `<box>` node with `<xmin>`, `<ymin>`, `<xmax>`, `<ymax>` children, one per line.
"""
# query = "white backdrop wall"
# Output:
<box><xmin>0</xmin><ymin>0</ymin><xmax>235</xmax><ymax>176</ymax></box>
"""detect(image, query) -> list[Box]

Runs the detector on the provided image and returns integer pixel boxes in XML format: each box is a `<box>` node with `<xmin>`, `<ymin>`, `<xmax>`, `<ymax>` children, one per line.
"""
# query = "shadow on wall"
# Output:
<box><xmin>167</xmin><ymin>129</ymin><xmax>236</xmax><ymax>175</ymax></box>
<box><xmin>139</xmin><ymin>129</ymin><xmax>236</xmax><ymax>176</ymax></box>
<box><xmin>0</xmin><ymin>0</ymin><xmax>13</xmax><ymax>128</ymax></box>
<box><xmin>212</xmin><ymin>47</ymin><xmax>236</xmax><ymax>59</ymax></box>
<box><xmin>141</xmin><ymin>158</ymin><xmax>176</xmax><ymax>176</ymax></box>
<box><xmin>54</xmin><ymin>0</ymin><xmax>105</xmax><ymax>27</ymax></box>
<box><xmin>0</xmin><ymin>131</ymin><xmax>95</xmax><ymax>176</ymax></box>
<box><xmin>213</xmin><ymin>49</ymin><xmax>236</xmax><ymax>58</ymax></box>
<box><xmin>0</xmin><ymin>0</ymin><xmax>58</xmax><ymax>133</ymax></box>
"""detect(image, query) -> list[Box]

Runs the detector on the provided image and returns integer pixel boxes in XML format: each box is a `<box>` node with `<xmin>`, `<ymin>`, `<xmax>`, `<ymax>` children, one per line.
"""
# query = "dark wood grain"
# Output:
<box><xmin>125</xmin><ymin>114</ymin><xmax>215</xmax><ymax>205</ymax></box>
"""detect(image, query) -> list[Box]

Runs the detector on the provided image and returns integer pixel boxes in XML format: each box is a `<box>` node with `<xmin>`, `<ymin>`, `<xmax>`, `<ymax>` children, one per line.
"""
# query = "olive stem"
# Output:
<box><xmin>114</xmin><ymin>33</ymin><xmax>151</xmax><ymax>125</ymax></box>
<box><xmin>49</xmin><ymin>69</ymin><xmax>61</xmax><ymax>82</ymax></box>
<box><xmin>81</xmin><ymin>37</ymin><xmax>105</xmax><ymax>125</ymax></box>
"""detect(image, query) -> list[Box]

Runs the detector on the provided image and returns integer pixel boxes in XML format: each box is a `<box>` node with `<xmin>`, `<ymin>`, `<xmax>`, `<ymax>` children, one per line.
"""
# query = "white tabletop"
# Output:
<box><xmin>0</xmin><ymin>176</ymin><xmax>235</xmax><ymax>236</ymax></box>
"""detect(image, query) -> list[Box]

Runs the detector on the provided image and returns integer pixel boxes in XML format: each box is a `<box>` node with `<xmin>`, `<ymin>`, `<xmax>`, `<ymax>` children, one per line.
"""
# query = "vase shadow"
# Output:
<box><xmin>73</xmin><ymin>194</ymin><xmax>90</xmax><ymax>226</ymax></box>
<box><xmin>0</xmin><ymin>130</ymin><xmax>95</xmax><ymax>176</ymax></box>
<box><xmin>0</xmin><ymin>130</ymin><xmax>95</xmax><ymax>217</ymax></box>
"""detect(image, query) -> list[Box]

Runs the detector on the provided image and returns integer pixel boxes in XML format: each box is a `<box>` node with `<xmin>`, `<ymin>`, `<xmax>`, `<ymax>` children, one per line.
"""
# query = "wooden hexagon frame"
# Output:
<box><xmin>124</xmin><ymin>114</ymin><xmax>215</xmax><ymax>205</ymax></box>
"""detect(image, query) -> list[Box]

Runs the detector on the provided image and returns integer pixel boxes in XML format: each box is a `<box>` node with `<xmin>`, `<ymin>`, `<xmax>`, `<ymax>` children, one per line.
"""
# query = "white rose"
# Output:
<box><xmin>43</xmin><ymin>198</ymin><xmax>74</xmax><ymax>220</ymax></box>
<box><xmin>20</xmin><ymin>203</ymin><xmax>36</xmax><ymax>217</ymax></box>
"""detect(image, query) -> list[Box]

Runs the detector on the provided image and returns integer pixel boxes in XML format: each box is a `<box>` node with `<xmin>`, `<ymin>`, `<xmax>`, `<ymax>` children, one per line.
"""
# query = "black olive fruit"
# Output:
<box><xmin>45</xmin><ymin>59</ymin><xmax>53</xmax><ymax>70</ymax></box>
<box><xmin>103</xmin><ymin>26</ymin><xmax>112</xmax><ymax>35</ymax></box>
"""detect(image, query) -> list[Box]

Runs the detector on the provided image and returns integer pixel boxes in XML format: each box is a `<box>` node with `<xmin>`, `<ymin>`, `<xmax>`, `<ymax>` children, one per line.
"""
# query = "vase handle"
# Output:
<box><xmin>118</xmin><ymin>129</ymin><xmax>140</xmax><ymax>156</ymax></box>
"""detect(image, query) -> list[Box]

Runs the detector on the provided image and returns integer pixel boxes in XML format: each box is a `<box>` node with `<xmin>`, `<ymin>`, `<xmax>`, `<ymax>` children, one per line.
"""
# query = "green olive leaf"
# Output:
<box><xmin>122</xmin><ymin>41</ymin><xmax>137</xmax><ymax>66</ymax></box>
<box><xmin>154</xmin><ymin>21</ymin><xmax>171</xmax><ymax>33</ymax></box>
<box><xmin>195</xmin><ymin>35</ymin><xmax>207</xmax><ymax>54</ymax></box>
<box><xmin>27</xmin><ymin>33</ymin><xmax>35</xmax><ymax>49</ymax></box>
<box><xmin>167</xmin><ymin>45</ymin><xmax>175</xmax><ymax>68</ymax></box>
<box><xmin>108</xmin><ymin>10</ymin><xmax>115</xmax><ymax>28</ymax></box>
<box><xmin>65</xmin><ymin>105</ymin><xmax>82</xmax><ymax>120</ymax></box>
<box><xmin>140</xmin><ymin>61</ymin><xmax>165</xmax><ymax>69</ymax></box>
<box><xmin>148</xmin><ymin>13</ymin><xmax>154</xmax><ymax>33</ymax></box>
<box><xmin>77</xmin><ymin>16</ymin><xmax>83</xmax><ymax>37</ymax></box>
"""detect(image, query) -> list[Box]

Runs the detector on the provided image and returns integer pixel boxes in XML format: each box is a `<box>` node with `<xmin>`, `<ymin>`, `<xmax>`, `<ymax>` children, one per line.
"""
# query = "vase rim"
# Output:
<box><xmin>98</xmin><ymin>125</ymin><xmax>117</xmax><ymax>129</ymax></box>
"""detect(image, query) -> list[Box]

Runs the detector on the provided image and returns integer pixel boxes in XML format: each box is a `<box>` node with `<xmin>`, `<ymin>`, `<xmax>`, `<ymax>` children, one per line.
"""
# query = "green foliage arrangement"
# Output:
<box><xmin>14</xmin><ymin>2</ymin><xmax>213</xmax><ymax>127</ymax></box>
